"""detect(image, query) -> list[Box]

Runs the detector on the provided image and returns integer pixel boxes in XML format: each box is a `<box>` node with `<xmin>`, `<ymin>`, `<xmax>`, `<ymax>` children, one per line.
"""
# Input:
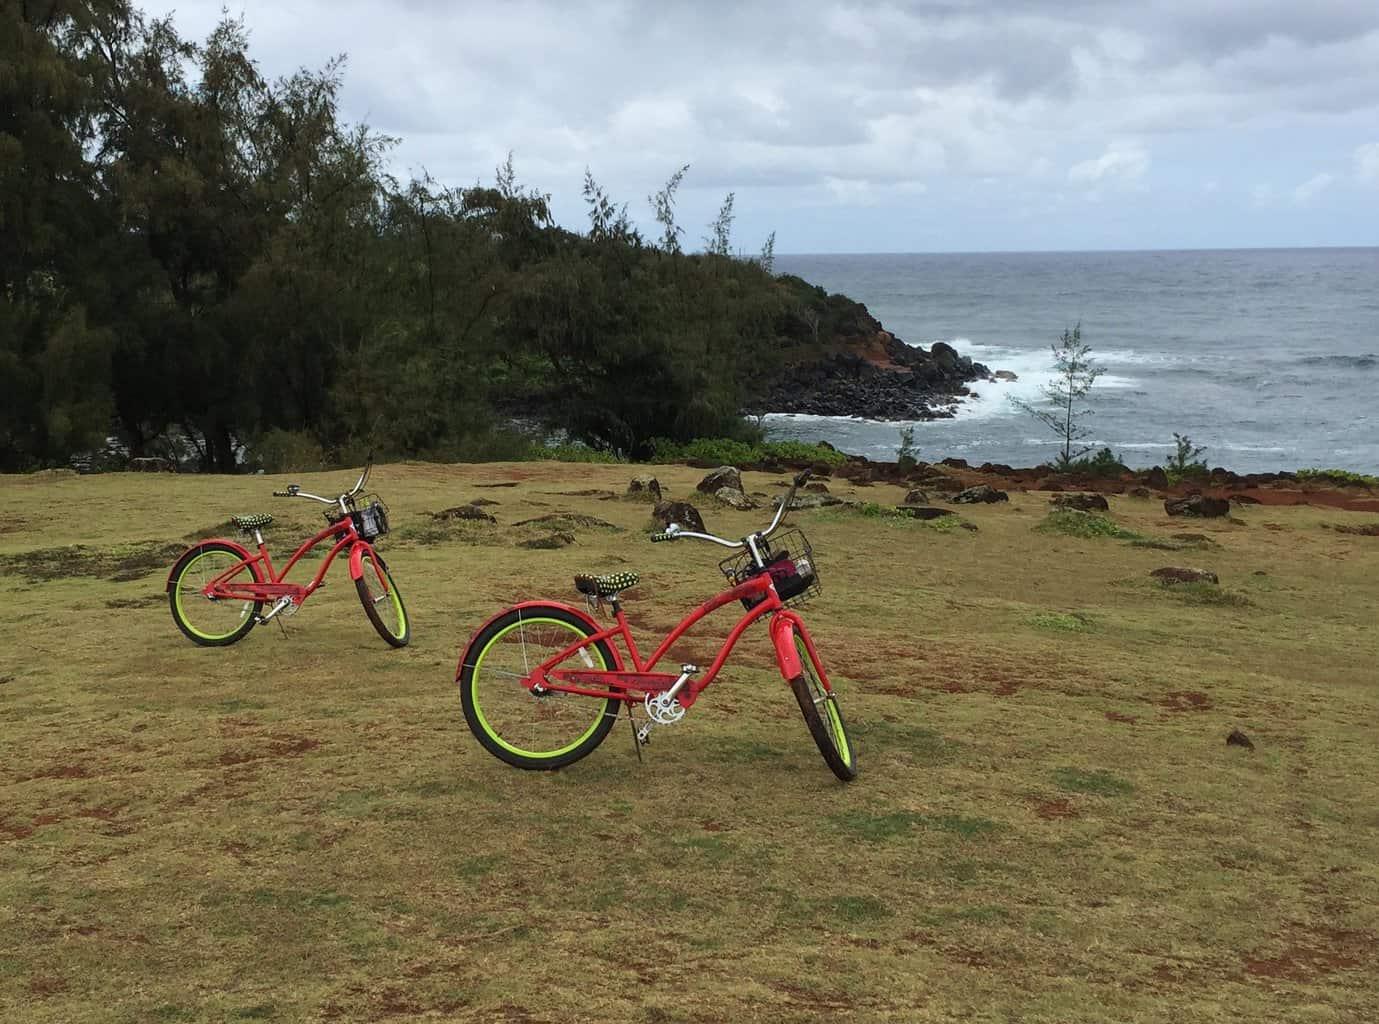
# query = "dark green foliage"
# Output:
<box><xmin>1065</xmin><ymin>446</ymin><xmax>1127</xmax><ymax>478</ymax></box>
<box><xmin>896</xmin><ymin>425</ymin><xmax>918</xmax><ymax>471</ymax></box>
<box><xmin>0</xmin><ymin>6</ymin><xmax>826</xmax><ymax>471</ymax></box>
<box><xmin>1166</xmin><ymin>434</ymin><xmax>1209</xmax><ymax>484</ymax></box>
<box><xmin>1295</xmin><ymin>468</ymin><xmax>1379</xmax><ymax>488</ymax></box>
<box><xmin>648</xmin><ymin>438</ymin><xmax>847</xmax><ymax>467</ymax></box>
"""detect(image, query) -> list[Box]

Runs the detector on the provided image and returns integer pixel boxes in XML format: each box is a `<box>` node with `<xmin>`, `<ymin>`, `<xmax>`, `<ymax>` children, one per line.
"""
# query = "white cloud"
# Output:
<box><xmin>1251</xmin><ymin>184</ymin><xmax>1277</xmax><ymax>207</ymax></box>
<box><xmin>1292</xmin><ymin>172</ymin><xmax>1335</xmax><ymax>204</ymax></box>
<box><xmin>1068</xmin><ymin>142</ymin><xmax>1149</xmax><ymax>185</ymax></box>
<box><xmin>1357</xmin><ymin>142</ymin><xmax>1379</xmax><ymax>184</ymax></box>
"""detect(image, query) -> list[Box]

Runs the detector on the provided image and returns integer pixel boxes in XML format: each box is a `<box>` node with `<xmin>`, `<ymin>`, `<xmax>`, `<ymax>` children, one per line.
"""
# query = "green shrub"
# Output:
<box><xmin>1296</xmin><ymin>468</ymin><xmax>1379</xmax><ymax>488</ymax></box>
<box><xmin>246</xmin><ymin>429</ymin><xmax>327</xmax><ymax>474</ymax></box>
<box><xmin>896</xmin><ymin>425</ymin><xmax>918</xmax><ymax>472</ymax></box>
<box><xmin>528</xmin><ymin>443</ymin><xmax>625</xmax><ymax>464</ymax></box>
<box><xmin>1035</xmin><ymin>510</ymin><xmax>1140</xmax><ymax>540</ymax></box>
<box><xmin>1065</xmin><ymin>446</ymin><xmax>1128</xmax><ymax>479</ymax></box>
<box><xmin>1028</xmin><ymin>611</ymin><xmax>1092</xmax><ymax>631</ymax></box>
<box><xmin>649</xmin><ymin>437</ymin><xmax>847</xmax><ymax>467</ymax></box>
<box><xmin>1165</xmin><ymin>433</ymin><xmax>1209</xmax><ymax>485</ymax></box>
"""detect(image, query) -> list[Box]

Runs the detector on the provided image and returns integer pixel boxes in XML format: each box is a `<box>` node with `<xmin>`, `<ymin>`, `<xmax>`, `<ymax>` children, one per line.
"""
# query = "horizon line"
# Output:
<box><xmin>775</xmin><ymin>244</ymin><xmax>1379</xmax><ymax>258</ymax></box>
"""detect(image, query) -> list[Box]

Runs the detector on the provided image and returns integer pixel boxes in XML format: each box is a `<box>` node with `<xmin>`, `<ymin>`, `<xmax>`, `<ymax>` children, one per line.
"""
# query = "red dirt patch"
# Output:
<box><xmin>1105</xmin><ymin>711</ymin><xmax>1138</xmax><ymax>724</ymax></box>
<box><xmin>269</xmin><ymin>735</ymin><xmax>321</xmax><ymax>757</ymax></box>
<box><xmin>1243</xmin><ymin>924</ymin><xmax>1375</xmax><ymax>981</ymax></box>
<box><xmin>1161</xmin><ymin>691</ymin><xmax>1212</xmax><ymax>712</ymax></box>
<box><xmin>0</xmin><ymin>818</ymin><xmax>36</xmax><ymax>841</ymax></box>
<box><xmin>28</xmin><ymin>975</ymin><xmax>67</xmax><ymax>997</ymax></box>
<box><xmin>1031</xmin><ymin>798</ymin><xmax>1080</xmax><ymax>820</ymax></box>
<box><xmin>20</xmin><ymin>764</ymin><xmax>92</xmax><ymax>781</ymax></box>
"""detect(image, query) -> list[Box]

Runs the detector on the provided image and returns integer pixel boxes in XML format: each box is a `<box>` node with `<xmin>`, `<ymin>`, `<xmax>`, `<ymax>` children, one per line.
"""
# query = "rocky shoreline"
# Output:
<box><xmin>703</xmin><ymin>446</ymin><xmax>1379</xmax><ymax>513</ymax></box>
<box><xmin>744</xmin><ymin>292</ymin><xmax>995</xmax><ymax>420</ymax></box>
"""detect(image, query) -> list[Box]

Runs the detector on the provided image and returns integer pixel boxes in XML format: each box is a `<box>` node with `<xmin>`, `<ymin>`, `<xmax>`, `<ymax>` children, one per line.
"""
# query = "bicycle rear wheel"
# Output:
<box><xmin>788</xmin><ymin>625</ymin><xmax>857</xmax><ymax>781</ymax></box>
<box><xmin>459</xmin><ymin>606</ymin><xmax>620</xmax><ymax>770</ymax></box>
<box><xmin>168</xmin><ymin>542</ymin><xmax>264</xmax><ymax>647</ymax></box>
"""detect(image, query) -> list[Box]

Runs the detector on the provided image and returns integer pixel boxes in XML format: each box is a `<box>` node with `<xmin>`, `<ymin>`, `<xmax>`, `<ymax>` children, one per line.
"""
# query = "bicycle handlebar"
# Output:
<box><xmin>650</xmin><ymin>468</ymin><xmax>813</xmax><ymax>549</ymax></box>
<box><xmin>270</xmin><ymin>455</ymin><xmax>374</xmax><ymax>506</ymax></box>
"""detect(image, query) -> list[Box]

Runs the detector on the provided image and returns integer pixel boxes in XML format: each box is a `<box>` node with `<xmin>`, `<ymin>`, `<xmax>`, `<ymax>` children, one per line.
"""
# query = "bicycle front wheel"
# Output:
<box><xmin>788</xmin><ymin>625</ymin><xmax>857</xmax><ymax>781</ymax></box>
<box><xmin>168</xmin><ymin>542</ymin><xmax>264</xmax><ymax>647</ymax></box>
<box><xmin>356</xmin><ymin>550</ymin><xmax>410</xmax><ymax>648</ymax></box>
<box><xmin>459</xmin><ymin>606</ymin><xmax>620</xmax><ymax>770</ymax></box>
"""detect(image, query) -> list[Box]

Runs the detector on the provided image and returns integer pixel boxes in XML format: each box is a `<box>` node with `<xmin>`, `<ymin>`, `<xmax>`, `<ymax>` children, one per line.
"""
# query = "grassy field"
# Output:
<box><xmin>2</xmin><ymin>461</ymin><xmax>1378</xmax><ymax>1023</ymax></box>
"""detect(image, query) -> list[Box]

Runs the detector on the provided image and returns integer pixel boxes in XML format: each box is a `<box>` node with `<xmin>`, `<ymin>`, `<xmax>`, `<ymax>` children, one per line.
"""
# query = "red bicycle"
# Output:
<box><xmin>166</xmin><ymin>460</ymin><xmax>409</xmax><ymax>648</ymax></box>
<box><xmin>456</xmin><ymin>471</ymin><xmax>856</xmax><ymax>780</ymax></box>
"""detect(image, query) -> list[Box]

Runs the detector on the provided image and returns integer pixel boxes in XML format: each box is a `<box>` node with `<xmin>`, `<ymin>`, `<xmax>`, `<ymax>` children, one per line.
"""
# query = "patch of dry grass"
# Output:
<box><xmin>2</xmin><ymin>463</ymin><xmax>1379</xmax><ymax>1022</ymax></box>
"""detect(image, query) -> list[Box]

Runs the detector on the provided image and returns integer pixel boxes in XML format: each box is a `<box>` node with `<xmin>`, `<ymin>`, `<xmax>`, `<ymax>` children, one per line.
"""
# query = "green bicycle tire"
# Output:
<box><xmin>168</xmin><ymin>542</ymin><xmax>264</xmax><ymax>647</ymax></box>
<box><xmin>789</xmin><ymin>627</ymin><xmax>857</xmax><ymax>781</ymax></box>
<box><xmin>459</xmin><ymin>606</ymin><xmax>620</xmax><ymax>770</ymax></box>
<box><xmin>356</xmin><ymin>551</ymin><xmax>410</xmax><ymax>648</ymax></box>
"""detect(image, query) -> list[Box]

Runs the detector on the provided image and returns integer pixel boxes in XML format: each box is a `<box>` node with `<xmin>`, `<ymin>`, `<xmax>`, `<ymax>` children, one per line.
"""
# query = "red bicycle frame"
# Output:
<box><xmin>168</xmin><ymin>516</ymin><xmax>385</xmax><ymax>606</ymax></box>
<box><xmin>481</xmin><ymin>573</ymin><xmax>834</xmax><ymax>708</ymax></box>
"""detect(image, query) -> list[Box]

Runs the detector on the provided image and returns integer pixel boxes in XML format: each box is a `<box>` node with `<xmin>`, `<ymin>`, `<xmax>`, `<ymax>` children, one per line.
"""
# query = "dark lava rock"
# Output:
<box><xmin>1226</xmin><ymin>729</ymin><xmax>1255</xmax><ymax>751</ymax></box>
<box><xmin>777</xmin><ymin>493</ymin><xmax>846</xmax><ymax>510</ymax></box>
<box><xmin>941</xmin><ymin>457</ymin><xmax>969</xmax><ymax>469</ymax></box>
<box><xmin>1150</xmin><ymin>567</ymin><xmax>1219</xmax><ymax>585</ymax></box>
<box><xmin>1146</xmin><ymin>467</ymin><xmax>1169</xmax><ymax>489</ymax></box>
<box><xmin>805</xmin><ymin>481</ymin><xmax>830</xmax><ymax>493</ymax></box>
<box><xmin>902</xmin><ymin>488</ymin><xmax>929</xmax><ymax>505</ymax></box>
<box><xmin>653</xmin><ymin>500</ymin><xmax>706</xmax><ymax>533</ymax></box>
<box><xmin>1128</xmin><ymin>486</ymin><xmax>1152</xmax><ymax>499</ymax></box>
<box><xmin>952</xmin><ymin>484</ymin><xmax>1008</xmax><ymax>504</ymax></box>
<box><xmin>1051</xmin><ymin>493</ymin><xmax>1110</xmax><ymax>513</ymax></box>
<box><xmin>743</xmin><ymin>319</ymin><xmax>990</xmax><ymax>421</ymax></box>
<box><xmin>697</xmin><ymin>466</ymin><xmax>743</xmax><ymax>494</ymax></box>
<box><xmin>1164</xmin><ymin>495</ymin><xmax>1230</xmax><ymax>518</ymax></box>
<box><xmin>1230</xmin><ymin>494</ymin><xmax>1261</xmax><ymax>505</ymax></box>
<box><xmin>433</xmin><ymin>505</ymin><xmax>497</xmax><ymax>523</ymax></box>
<box><xmin>713</xmin><ymin>486</ymin><xmax>759</xmax><ymax>510</ymax></box>
<box><xmin>627</xmin><ymin>475</ymin><xmax>662</xmax><ymax>502</ymax></box>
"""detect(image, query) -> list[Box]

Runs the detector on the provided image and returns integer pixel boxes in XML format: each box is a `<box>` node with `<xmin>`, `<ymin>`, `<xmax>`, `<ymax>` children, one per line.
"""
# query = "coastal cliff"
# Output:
<box><xmin>747</xmin><ymin>275</ymin><xmax>991</xmax><ymax>420</ymax></box>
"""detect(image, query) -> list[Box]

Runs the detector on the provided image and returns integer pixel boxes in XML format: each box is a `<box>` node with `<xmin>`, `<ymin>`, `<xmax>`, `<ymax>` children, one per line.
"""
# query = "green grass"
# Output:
<box><xmin>1035</xmin><ymin>510</ymin><xmax>1141</xmax><ymax>540</ymax></box>
<box><xmin>3</xmin><ymin>462</ymin><xmax>1379</xmax><ymax>1022</ymax></box>
<box><xmin>1028</xmin><ymin>611</ymin><xmax>1093</xmax><ymax>632</ymax></box>
<box><xmin>1053</xmin><ymin>768</ymin><xmax>1135</xmax><ymax>797</ymax></box>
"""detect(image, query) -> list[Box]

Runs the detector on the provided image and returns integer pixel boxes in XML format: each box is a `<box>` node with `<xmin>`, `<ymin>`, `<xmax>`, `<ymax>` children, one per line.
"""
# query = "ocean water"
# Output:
<box><xmin>767</xmin><ymin>249</ymin><xmax>1379</xmax><ymax>474</ymax></box>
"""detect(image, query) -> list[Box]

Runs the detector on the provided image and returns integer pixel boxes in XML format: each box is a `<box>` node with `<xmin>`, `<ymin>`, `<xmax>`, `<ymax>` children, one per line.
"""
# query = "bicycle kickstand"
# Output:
<box><xmin>624</xmin><ymin>702</ymin><xmax>645</xmax><ymax>763</ymax></box>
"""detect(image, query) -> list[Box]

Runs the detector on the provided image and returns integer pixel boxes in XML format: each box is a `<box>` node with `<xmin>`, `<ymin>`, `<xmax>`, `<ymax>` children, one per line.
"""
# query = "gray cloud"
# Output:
<box><xmin>145</xmin><ymin>0</ymin><xmax>1379</xmax><ymax>248</ymax></box>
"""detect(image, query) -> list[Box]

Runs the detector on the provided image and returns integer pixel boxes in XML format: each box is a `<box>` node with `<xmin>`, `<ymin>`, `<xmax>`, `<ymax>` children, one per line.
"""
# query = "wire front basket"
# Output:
<box><xmin>719</xmin><ymin>527</ymin><xmax>820</xmax><ymax>611</ymax></box>
<box><xmin>350</xmin><ymin>494</ymin><xmax>390</xmax><ymax>541</ymax></box>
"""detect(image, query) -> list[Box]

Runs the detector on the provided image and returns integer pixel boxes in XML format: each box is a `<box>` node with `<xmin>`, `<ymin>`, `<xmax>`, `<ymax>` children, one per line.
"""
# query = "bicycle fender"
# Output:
<box><xmin>769</xmin><ymin>610</ymin><xmax>805</xmax><ymax>680</ymax></box>
<box><xmin>457</xmin><ymin>601</ymin><xmax>622</xmax><ymax>680</ymax></box>
<box><xmin>165</xmin><ymin>539</ymin><xmax>255</xmax><ymax>591</ymax></box>
<box><xmin>347</xmin><ymin>541</ymin><xmax>377</xmax><ymax>580</ymax></box>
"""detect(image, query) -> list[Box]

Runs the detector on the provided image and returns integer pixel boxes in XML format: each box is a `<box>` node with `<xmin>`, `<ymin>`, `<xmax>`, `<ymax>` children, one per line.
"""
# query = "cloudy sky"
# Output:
<box><xmin>146</xmin><ymin>0</ymin><xmax>1379</xmax><ymax>253</ymax></box>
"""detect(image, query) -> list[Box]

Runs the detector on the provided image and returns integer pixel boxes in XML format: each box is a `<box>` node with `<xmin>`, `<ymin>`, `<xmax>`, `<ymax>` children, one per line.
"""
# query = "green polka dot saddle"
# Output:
<box><xmin>573</xmin><ymin>571</ymin><xmax>640</xmax><ymax>597</ymax></box>
<box><xmin>230</xmin><ymin>513</ymin><xmax>274</xmax><ymax>533</ymax></box>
